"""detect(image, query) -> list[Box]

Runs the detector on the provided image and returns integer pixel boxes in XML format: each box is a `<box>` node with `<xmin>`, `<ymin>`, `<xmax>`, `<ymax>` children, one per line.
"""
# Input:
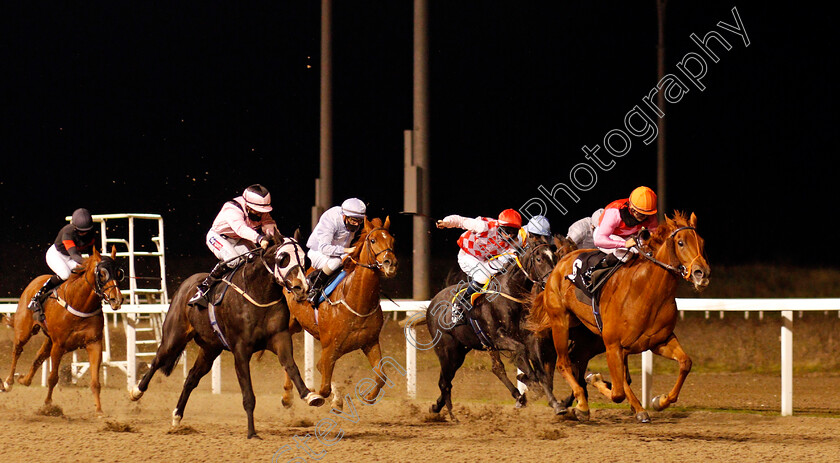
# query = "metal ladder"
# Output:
<box><xmin>65</xmin><ymin>214</ymin><xmax>169</xmax><ymax>386</ymax></box>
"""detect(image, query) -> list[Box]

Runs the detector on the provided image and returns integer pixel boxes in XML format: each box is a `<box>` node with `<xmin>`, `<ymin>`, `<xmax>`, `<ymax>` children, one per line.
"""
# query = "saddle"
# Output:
<box><xmin>314</xmin><ymin>270</ymin><xmax>347</xmax><ymax>305</ymax></box>
<box><xmin>567</xmin><ymin>250</ymin><xmax>624</xmax><ymax>332</ymax></box>
<box><xmin>447</xmin><ymin>285</ymin><xmax>496</xmax><ymax>350</ymax></box>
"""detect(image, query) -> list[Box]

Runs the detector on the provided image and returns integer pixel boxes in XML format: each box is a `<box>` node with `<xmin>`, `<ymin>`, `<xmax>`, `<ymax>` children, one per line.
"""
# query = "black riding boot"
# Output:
<box><xmin>306</xmin><ymin>270</ymin><xmax>330</xmax><ymax>307</ymax></box>
<box><xmin>27</xmin><ymin>275</ymin><xmax>64</xmax><ymax>322</ymax></box>
<box><xmin>583</xmin><ymin>253</ymin><xmax>620</xmax><ymax>291</ymax></box>
<box><xmin>188</xmin><ymin>261</ymin><xmax>228</xmax><ymax>308</ymax></box>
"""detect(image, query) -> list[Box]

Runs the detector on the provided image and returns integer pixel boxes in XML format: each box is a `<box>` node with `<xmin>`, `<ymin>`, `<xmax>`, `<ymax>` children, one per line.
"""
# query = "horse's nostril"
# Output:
<box><xmin>693</xmin><ymin>269</ymin><xmax>704</xmax><ymax>279</ymax></box>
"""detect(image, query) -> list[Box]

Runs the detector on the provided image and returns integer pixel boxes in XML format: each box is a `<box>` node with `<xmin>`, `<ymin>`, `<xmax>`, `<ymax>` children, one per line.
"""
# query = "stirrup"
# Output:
<box><xmin>188</xmin><ymin>289</ymin><xmax>209</xmax><ymax>307</ymax></box>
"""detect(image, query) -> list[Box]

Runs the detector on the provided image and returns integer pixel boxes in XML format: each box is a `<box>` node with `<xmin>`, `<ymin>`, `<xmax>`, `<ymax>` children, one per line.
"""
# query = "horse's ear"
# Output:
<box><xmin>294</xmin><ymin>228</ymin><xmax>302</xmax><ymax>242</ymax></box>
<box><xmin>384</xmin><ymin>216</ymin><xmax>391</xmax><ymax>230</ymax></box>
<box><xmin>689</xmin><ymin>212</ymin><xmax>698</xmax><ymax>228</ymax></box>
<box><xmin>364</xmin><ymin>216</ymin><xmax>372</xmax><ymax>231</ymax></box>
<box><xmin>110</xmin><ymin>245</ymin><xmax>117</xmax><ymax>259</ymax></box>
<box><xmin>92</xmin><ymin>246</ymin><xmax>101</xmax><ymax>259</ymax></box>
<box><xmin>553</xmin><ymin>234</ymin><xmax>563</xmax><ymax>249</ymax></box>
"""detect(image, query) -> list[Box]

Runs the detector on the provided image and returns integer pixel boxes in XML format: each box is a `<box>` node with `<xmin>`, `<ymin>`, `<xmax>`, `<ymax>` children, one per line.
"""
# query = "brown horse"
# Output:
<box><xmin>1</xmin><ymin>246</ymin><xmax>124</xmax><ymax>413</ymax></box>
<box><xmin>282</xmin><ymin>217</ymin><xmax>398</xmax><ymax>408</ymax></box>
<box><xmin>528</xmin><ymin>212</ymin><xmax>710</xmax><ymax>422</ymax></box>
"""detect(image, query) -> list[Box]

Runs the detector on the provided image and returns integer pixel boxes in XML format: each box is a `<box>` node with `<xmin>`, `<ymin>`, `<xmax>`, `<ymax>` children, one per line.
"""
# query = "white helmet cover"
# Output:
<box><xmin>243</xmin><ymin>184</ymin><xmax>272</xmax><ymax>212</ymax></box>
<box><xmin>341</xmin><ymin>198</ymin><xmax>366</xmax><ymax>218</ymax></box>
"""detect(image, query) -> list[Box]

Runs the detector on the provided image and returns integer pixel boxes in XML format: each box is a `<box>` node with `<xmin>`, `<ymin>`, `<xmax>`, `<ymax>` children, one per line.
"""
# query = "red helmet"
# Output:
<box><xmin>498</xmin><ymin>209</ymin><xmax>522</xmax><ymax>228</ymax></box>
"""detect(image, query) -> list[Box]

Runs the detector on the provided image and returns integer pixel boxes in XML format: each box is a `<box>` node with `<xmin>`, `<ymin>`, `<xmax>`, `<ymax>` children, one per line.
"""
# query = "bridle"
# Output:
<box><xmin>82</xmin><ymin>258</ymin><xmax>124</xmax><ymax>302</ymax></box>
<box><xmin>512</xmin><ymin>242</ymin><xmax>554</xmax><ymax>289</ymax></box>
<box><xmin>268</xmin><ymin>236</ymin><xmax>307</xmax><ymax>291</ymax></box>
<box><xmin>634</xmin><ymin>226</ymin><xmax>701</xmax><ymax>280</ymax></box>
<box><xmin>350</xmin><ymin>227</ymin><xmax>394</xmax><ymax>272</ymax></box>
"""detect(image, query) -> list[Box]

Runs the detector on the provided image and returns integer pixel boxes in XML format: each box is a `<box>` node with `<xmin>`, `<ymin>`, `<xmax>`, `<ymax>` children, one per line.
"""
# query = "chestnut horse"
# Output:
<box><xmin>129</xmin><ymin>234</ymin><xmax>322</xmax><ymax>439</ymax></box>
<box><xmin>282</xmin><ymin>217</ymin><xmax>397</xmax><ymax>409</ymax></box>
<box><xmin>528</xmin><ymin>212</ymin><xmax>710</xmax><ymax>422</ymax></box>
<box><xmin>1</xmin><ymin>246</ymin><xmax>124</xmax><ymax>413</ymax></box>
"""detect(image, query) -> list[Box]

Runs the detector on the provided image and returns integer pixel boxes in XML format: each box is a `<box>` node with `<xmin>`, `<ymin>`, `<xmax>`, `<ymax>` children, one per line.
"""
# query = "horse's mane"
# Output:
<box><xmin>67</xmin><ymin>254</ymin><xmax>99</xmax><ymax>283</ymax></box>
<box><xmin>648</xmin><ymin>211</ymin><xmax>691</xmax><ymax>249</ymax></box>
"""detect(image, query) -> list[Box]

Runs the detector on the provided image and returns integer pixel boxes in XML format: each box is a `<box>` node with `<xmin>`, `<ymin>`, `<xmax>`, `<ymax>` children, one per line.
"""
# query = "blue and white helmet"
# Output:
<box><xmin>341</xmin><ymin>198</ymin><xmax>366</xmax><ymax>218</ymax></box>
<box><xmin>523</xmin><ymin>215</ymin><xmax>551</xmax><ymax>237</ymax></box>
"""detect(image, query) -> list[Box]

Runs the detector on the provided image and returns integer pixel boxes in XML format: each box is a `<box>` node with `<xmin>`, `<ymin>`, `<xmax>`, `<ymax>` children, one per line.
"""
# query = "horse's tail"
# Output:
<box><xmin>1</xmin><ymin>313</ymin><xmax>12</xmax><ymax>328</ymax></box>
<box><xmin>524</xmin><ymin>290</ymin><xmax>550</xmax><ymax>336</ymax></box>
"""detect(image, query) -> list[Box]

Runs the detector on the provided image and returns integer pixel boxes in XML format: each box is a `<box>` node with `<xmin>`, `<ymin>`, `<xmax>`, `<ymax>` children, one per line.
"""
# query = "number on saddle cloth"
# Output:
<box><xmin>316</xmin><ymin>270</ymin><xmax>347</xmax><ymax>305</ymax></box>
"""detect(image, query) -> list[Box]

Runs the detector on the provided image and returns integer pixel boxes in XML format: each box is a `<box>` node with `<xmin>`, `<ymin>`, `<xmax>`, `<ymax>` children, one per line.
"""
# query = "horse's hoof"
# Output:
<box><xmin>635</xmin><ymin>411</ymin><xmax>651</xmax><ymax>423</ymax></box>
<box><xmin>248</xmin><ymin>433</ymin><xmax>263</xmax><ymax>440</ymax></box>
<box><xmin>1</xmin><ymin>379</ymin><xmax>11</xmax><ymax>392</ymax></box>
<box><xmin>281</xmin><ymin>397</ymin><xmax>293</xmax><ymax>409</ymax></box>
<box><xmin>17</xmin><ymin>377</ymin><xmax>31</xmax><ymax>387</ymax></box>
<box><xmin>552</xmin><ymin>403</ymin><xmax>567</xmax><ymax>415</ymax></box>
<box><xmin>305</xmin><ymin>392</ymin><xmax>325</xmax><ymax>407</ymax></box>
<box><xmin>573</xmin><ymin>407</ymin><xmax>590</xmax><ymax>422</ymax></box>
<box><xmin>128</xmin><ymin>385</ymin><xmax>144</xmax><ymax>401</ymax></box>
<box><xmin>651</xmin><ymin>395</ymin><xmax>667</xmax><ymax>412</ymax></box>
<box><xmin>584</xmin><ymin>372</ymin><xmax>601</xmax><ymax>385</ymax></box>
<box><xmin>171</xmin><ymin>409</ymin><xmax>182</xmax><ymax>427</ymax></box>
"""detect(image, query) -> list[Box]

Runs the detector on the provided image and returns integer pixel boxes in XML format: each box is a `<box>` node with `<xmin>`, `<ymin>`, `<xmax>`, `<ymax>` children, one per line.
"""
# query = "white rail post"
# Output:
<box><xmin>641</xmin><ymin>350</ymin><xmax>653</xmax><ymax>408</ymax></box>
<box><xmin>406</xmin><ymin>315</ymin><xmax>417</xmax><ymax>399</ymax></box>
<box><xmin>304</xmin><ymin>331</ymin><xmax>315</xmax><ymax>388</ymax></box>
<box><xmin>781</xmin><ymin>310</ymin><xmax>793</xmax><ymax>416</ymax></box>
<box><xmin>211</xmin><ymin>356</ymin><xmax>221</xmax><ymax>394</ymax></box>
<box><xmin>126</xmin><ymin>313</ymin><xmax>137</xmax><ymax>387</ymax></box>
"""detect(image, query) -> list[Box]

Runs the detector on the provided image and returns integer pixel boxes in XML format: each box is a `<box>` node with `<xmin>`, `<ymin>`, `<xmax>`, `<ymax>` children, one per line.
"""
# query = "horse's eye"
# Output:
<box><xmin>370</xmin><ymin>238</ymin><xmax>376</xmax><ymax>244</ymax></box>
<box><xmin>678</xmin><ymin>240</ymin><xmax>684</xmax><ymax>247</ymax></box>
<box><xmin>536</xmin><ymin>256</ymin><xmax>542</xmax><ymax>263</ymax></box>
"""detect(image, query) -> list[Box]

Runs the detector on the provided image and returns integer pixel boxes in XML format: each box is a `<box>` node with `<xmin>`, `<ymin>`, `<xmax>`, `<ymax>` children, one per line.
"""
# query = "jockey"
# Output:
<box><xmin>567</xmin><ymin>208</ymin><xmax>604</xmax><ymax>250</ymax></box>
<box><xmin>523</xmin><ymin>214</ymin><xmax>551</xmax><ymax>240</ymax></box>
<box><xmin>27</xmin><ymin>208</ymin><xmax>97</xmax><ymax>323</ymax></box>
<box><xmin>305</xmin><ymin>198</ymin><xmax>367</xmax><ymax>306</ymax></box>
<box><xmin>582</xmin><ymin>186</ymin><xmax>659</xmax><ymax>288</ymax></box>
<box><xmin>188</xmin><ymin>184</ymin><xmax>280</xmax><ymax>307</ymax></box>
<box><xmin>436</xmin><ymin>208</ymin><xmax>523</xmax><ymax>312</ymax></box>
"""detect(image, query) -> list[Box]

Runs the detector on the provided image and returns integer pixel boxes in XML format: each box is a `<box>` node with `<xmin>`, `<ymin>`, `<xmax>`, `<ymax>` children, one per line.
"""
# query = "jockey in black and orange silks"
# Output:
<box><xmin>27</xmin><ymin>208</ymin><xmax>97</xmax><ymax>322</ymax></box>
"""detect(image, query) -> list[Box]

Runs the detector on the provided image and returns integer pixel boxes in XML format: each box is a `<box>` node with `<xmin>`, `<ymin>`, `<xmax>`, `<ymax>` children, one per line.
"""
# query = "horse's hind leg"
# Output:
<box><xmin>44</xmin><ymin>344</ymin><xmax>66</xmax><ymax>405</ymax></box>
<box><xmin>649</xmin><ymin>334</ymin><xmax>692</xmax><ymax>412</ymax></box>
<box><xmin>2</xmin><ymin>316</ymin><xmax>37</xmax><ymax>391</ymax></box>
<box><xmin>131</xmin><ymin>322</ymin><xmax>193</xmax><ymax>400</ymax></box>
<box><xmin>487</xmin><ymin>351</ymin><xmax>526</xmax><ymax>408</ymax></box>
<box><xmin>85</xmin><ymin>340</ymin><xmax>104</xmax><ymax>413</ymax></box>
<box><xmin>172</xmin><ymin>346</ymin><xmax>221</xmax><ymax>428</ymax></box>
<box><xmin>272</xmin><ymin>331</ymin><xmax>322</xmax><ymax>408</ymax></box>
<box><xmin>15</xmin><ymin>337</ymin><xmax>52</xmax><ymax>387</ymax></box>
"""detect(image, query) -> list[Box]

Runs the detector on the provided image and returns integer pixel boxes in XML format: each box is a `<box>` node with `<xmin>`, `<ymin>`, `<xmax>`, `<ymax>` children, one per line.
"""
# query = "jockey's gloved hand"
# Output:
<box><xmin>258</xmin><ymin>235</ymin><xmax>270</xmax><ymax>250</ymax></box>
<box><xmin>343</xmin><ymin>246</ymin><xmax>356</xmax><ymax>255</ymax></box>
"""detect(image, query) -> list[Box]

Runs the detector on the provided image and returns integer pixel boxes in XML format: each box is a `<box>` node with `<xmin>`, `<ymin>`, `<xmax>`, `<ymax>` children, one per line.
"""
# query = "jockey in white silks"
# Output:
<box><xmin>305</xmin><ymin>197</ymin><xmax>367</xmax><ymax>306</ymax></box>
<box><xmin>188</xmin><ymin>184</ymin><xmax>279</xmax><ymax>307</ymax></box>
<box><xmin>436</xmin><ymin>208</ymin><xmax>523</xmax><ymax>313</ymax></box>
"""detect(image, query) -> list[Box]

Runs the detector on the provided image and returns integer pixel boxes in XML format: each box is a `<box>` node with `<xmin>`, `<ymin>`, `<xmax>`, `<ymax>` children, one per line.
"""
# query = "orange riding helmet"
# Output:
<box><xmin>498</xmin><ymin>209</ymin><xmax>522</xmax><ymax>228</ymax></box>
<box><xmin>628</xmin><ymin>186</ymin><xmax>658</xmax><ymax>215</ymax></box>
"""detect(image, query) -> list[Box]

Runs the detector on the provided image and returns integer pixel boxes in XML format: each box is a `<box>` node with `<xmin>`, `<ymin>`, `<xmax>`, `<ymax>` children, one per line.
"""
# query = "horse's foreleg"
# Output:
<box><xmin>649</xmin><ymin>335</ymin><xmax>692</xmax><ymax>412</ymax></box>
<box><xmin>231</xmin><ymin>347</ymin><xmax>259</xmax><ymax>439</ymax></box>
<box><xmin>172</xmin><ymin>346</ymin><xmax>221</xmax><ymax>428</ymax></box>
<box><xmin>85</xmin><ymin>340</ymin><xmax>103</xmax><ymax>413</ymax></box>
<box><xmin>272</xmin><ymin>331</ymin><xmax>323</xmax><ymax>408</ymax></box>
<box><xmin>487</xmin><ymin>350</ymin><xmax>526</xmax><ymax>408</ymax></box>
<box><xmin>44</xmin><ymin>344</ymin><xmax>65</xmax><ymax>405</ymax></box>
<box><xmin>431</xmin><ymin>343</ymin><xmax>467</xmax><ymax>421</ymax></box>
<box><xmin>316</xmin><ymin>341</ymin><xmax>338</xmax><ymax>400</ymax></box>
<box><xmin>360</xmin><ymin>342</ymin><xmax>389</xmax><ymax>404</ymax></box>
<box><xmin>16</xmin><ymin>337</ymin><xmax>52</xmax><ymax>387</ymax></box>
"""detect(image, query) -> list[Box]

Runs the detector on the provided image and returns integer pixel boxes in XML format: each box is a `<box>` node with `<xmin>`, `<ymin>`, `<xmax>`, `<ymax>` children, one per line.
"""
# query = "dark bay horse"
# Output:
<box><xmin>425</xmin><ymin>237</ymin><xmax>562</xmax><ymax>420</ymax></box>
<box><xmin>129</xmin><ymin>234</ymin><xmax>322</xmax><ymax>439</ymax></box>
<box><xmin>528</xmin><ymin>212</ymin><xmax>710</xmax><ymax>422</ymax></box>
<box><xmin>282</xmin><ymin>217</ymin><xmax>398</xmax><ymax>409</ymax></box>
<box><xmin>1</xmin><ymin>246</ymin><xmax>124</xmax><ymax>413</ymax></box>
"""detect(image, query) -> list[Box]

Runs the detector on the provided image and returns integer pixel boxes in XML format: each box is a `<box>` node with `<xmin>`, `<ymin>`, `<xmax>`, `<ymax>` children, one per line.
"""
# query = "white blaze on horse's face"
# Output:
<box><xmin>273</xmin><ymin>239</ymin><xmax>309</xmax><ymax>300</ymax></box>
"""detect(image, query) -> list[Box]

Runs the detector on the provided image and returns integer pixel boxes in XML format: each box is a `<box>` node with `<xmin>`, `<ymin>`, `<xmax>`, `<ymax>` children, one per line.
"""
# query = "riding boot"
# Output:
<box><xmin>27</xmin><ymin>275</ymin><xmax>64</xmax><ymax>323</ymax></box>
<box><xmin>188</xmin><ymin>261</ymin><xmax>228</xmax><ymax>308</ymax></box>
<box><xmin>583</xmin><ymin>253</ymin><xmax>620</xmax><ymax>291</ymax></box>
<box><xmin>457</xmin><ymin>280</ymin><xmax>483</xmax><ymax>316</ymax></box>
<box><xmin>306</xmin><ymin>270</ymin><xmax>330</xmax><ymax>307</ymax></box>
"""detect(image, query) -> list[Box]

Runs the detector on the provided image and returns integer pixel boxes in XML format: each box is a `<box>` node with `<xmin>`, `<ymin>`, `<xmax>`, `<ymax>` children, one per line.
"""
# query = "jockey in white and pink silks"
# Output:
<box><xmin>436</xmin><ymin>209</ymin><xmax>523</xmax><ymax>313</ymax></box>
<box><xmin>305</xmin><ymin>198</ymin><xmax>367</xmax><ymax>306</ymax></box>
<box><xmin>188</xmin><ymin>184</ymin><xmax>280</xmax><ymax>307</ymax></box>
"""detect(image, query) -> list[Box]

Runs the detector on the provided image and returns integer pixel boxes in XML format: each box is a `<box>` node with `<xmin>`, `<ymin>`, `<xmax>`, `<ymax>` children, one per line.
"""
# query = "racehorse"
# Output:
<box><xmin>128</xmin><ymin>234</ymin><xmax>322</xmax><ymax>439</ymax></box>
<box><xmin>425</xmin><ymin>236</ymin><xmax>562</xmax><ymax>420</ymax></box>
<box><xmin>528</xmin><ymin>212</ymin><xmax>709</xmax><ymax>422</ymax></box>
<box><xmin>281</xmin><ymin>217</ymin><xmax>398</xmax><ymax>409</ymax></box>
<box><xmin>1</xmin><ymin>246</ymin><xmax>124</xmax><ymax>414</ymax></box>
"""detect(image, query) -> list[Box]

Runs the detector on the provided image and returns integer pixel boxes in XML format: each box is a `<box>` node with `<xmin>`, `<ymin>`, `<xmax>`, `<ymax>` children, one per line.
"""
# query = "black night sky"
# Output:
<box><xmin>1</xmin><ymin>2</ymin><xmax>836</xmax><ymax>297</ymax></box>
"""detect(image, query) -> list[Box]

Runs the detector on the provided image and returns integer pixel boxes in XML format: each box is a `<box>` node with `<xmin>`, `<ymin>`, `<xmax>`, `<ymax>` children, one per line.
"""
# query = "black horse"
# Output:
<box><xmin>128</xmin><ymin>233</ymin><xmax>324</xmax><ymax>439</ymax></box>
<box><xmin>425</xmin><ymin>238</ymin><xmax>564</xmax><ymax>420</ymax></box>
